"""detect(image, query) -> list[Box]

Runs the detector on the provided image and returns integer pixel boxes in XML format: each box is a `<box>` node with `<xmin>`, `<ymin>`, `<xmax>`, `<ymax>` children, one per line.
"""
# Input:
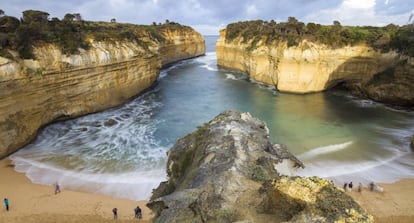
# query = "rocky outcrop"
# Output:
<box><xmin>147</xmin><ymin>110</ymin><xmax>372</xmax><ymax>223</ymax></box>
<box><xmin>411</xmin><ymin>135</ymin><xmax>414</xmax><ymax>149</ymax></box>
<box><xmin>0</xmin><ymin>27</ymin><xmax>205</xmax><ymax>158</ymax></box>
<box><xmin>345</xmin><ymin>57</ymin><xmax>414</xmax><ymax>108</ymax></box>
<box><xmin>216</xmin><ymin>29</ymin><xmax>414</xmax><ymax>107</ymax></box>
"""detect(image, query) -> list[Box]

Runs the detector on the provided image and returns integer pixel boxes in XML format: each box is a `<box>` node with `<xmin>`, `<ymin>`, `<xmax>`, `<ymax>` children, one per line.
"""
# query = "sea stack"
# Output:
<box><xmin>147</xmin><ymin>110</ymin><xmax>373</xmax><ymax>223</ymax></box>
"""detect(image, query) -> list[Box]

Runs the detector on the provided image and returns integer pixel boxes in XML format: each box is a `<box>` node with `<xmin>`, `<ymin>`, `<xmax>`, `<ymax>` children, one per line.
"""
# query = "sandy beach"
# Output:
<box><xmin>1</xmin><ymin>157</ymin><xmax>414</xmax><ymax>223</ymax></box>
<box><xmin>349</xmin><ymin>179</ymin><xmax>414</xmax><ymax>223</ymax></box>
<box><xmin>0</xmin><ymin>159</ymin><xmax>153</xmax><ymax>223</ymax></box>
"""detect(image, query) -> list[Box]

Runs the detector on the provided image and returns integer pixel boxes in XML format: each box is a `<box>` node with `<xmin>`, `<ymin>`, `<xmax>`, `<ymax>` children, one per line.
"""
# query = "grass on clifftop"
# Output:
<box><xmin>0</xmin><ymin>10</ymin><xmax>193</xmax><ymax>59</ymax></box>
<box><xmin>224</xmin><ymin>18</ymin><xmax>414</xmax><ymax>56</ymax></box>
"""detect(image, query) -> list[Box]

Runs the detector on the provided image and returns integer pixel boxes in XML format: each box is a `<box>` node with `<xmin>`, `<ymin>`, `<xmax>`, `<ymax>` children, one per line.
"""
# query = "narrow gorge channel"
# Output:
<box><xmin>9</xmin><ymin>36</ymin><xmax>414</xmax><ymax>201</ymax></box>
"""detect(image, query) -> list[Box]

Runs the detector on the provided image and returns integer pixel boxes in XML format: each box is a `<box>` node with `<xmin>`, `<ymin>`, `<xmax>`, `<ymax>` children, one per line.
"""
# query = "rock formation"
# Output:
<box><xmin>345</xmin><ymin>57</ymin><xmax>414</xmax><ymax>108</ymax></box>
<box><xmin>147</xmin><ymin>110</ymin><xmax>373</xmax><ymax>223</ymax></box>
<box><xmin>411</xmin><ymin>135</ymin><xmax>414</xmax><ymax>150</ymax></box>
<box><xmin>216</xmin><ymin>29</ymin><xmax>414</xmax><ymax>108</ymax></box>
<box><xmin>0</xmin><ymin>27</ymin><xmax>205</xmax><ymax>158</ymax></box>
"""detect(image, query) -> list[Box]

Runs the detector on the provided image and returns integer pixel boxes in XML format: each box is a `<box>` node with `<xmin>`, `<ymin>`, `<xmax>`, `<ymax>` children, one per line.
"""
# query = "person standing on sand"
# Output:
<box><xmin>135</xmin><ymin>205</ymin><xmax>142</xmax><ymax>219</ymax></box>
<box><xmin>349</xmin><ymin>182</ymin><xmax>353</xmax><ymax>192</ymax></box>
<box><xmin>4</xmin><ymin>198</ymin><xmax>9</xmax><ymax>211</ymax></box>
<box><xmin>55</xmin><ymin>182</ymin><xmax>61</xmax><ymax>194</ymax></box>
<box><xmin>112</xmin><ymin>207</ymin><xmax>118</xmax><ymax>220</ymax></box>
<box><xmin>358</xmin><ymin>182</ymin><xmax>362</xmax><ymax>192</ymax></box>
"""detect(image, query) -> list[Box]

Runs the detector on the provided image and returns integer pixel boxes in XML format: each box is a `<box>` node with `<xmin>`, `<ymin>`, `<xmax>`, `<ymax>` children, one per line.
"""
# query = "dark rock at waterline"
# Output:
<box><xmin>79</xmin><ymin>121</ymin><xmax>102</xmax><ymax>128</ymax></box>
<box><xmin>147</xmin><ymin>110</ymin><xmax>373</xmax><ymax>223</ymax></box>
<box><xmin>104</xmin><ymin>118</ymin><xmax>118</xmax><ymax>127</ymax></box>
<box><xmin>411</xmin><ymin>135</ymin><xmax>414</xmax><ymax>149</ymax></box>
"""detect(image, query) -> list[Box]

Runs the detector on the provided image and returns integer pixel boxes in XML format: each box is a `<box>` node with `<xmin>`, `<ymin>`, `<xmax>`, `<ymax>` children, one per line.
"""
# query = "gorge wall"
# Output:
<box><xmin>0</xmin><ymin>27</ymin><xmax>205</xmax><ymax>158</ymax></box>
<box><xmin>216</xmin><ymin>29</ymin><xmax>414</xmax><ymax>107</ymax></box>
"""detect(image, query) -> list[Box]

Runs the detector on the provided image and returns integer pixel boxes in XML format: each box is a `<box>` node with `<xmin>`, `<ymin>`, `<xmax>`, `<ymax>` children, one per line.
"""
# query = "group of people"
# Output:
<box><xmin>112</xmin><ymin>206</ymin><xmax>142</xmax><ymax>220</ymax></box>
<box><xmin>53</xmin><ymin>182</ymin><xmax>144</xmax><ymax>221</ymax></box>
<box><xmin>343</xmin><ymin>181</ymin><xmax>363</xmax><ymax>192</ymax></box>
<box><xmin>4</xmin><ymin>181</ymin><xmax>144</xmax><ymax>221</ymax></box>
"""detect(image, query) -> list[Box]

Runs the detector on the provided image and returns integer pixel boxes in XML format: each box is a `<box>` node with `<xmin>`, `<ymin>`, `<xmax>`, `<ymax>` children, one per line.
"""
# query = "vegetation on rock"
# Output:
<box><xmin>0</xmin><ymin>9</ymin><xmax>191</xmax><ymax>59</ymax></box>
<box><xmin>224</xmin><ymin>17</ymin><xmax>414</xmax><ymax>55</ymax></box>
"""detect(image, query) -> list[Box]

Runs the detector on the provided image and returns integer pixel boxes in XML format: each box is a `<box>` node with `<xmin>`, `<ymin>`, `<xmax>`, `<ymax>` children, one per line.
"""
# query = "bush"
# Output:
<box><xmin>224</xmin><ymin>18</ymin><xmax>410</xmax><ymax>53</ymax></box>
<box><xmin>1</xmin><ymin>10</ymin><xmax>191</xmax><ymax>59</ymax></box>
<box><xmin>390</xmin><ymin>25</ymin><xmax>414</xmax><ymax>56</ymax></box>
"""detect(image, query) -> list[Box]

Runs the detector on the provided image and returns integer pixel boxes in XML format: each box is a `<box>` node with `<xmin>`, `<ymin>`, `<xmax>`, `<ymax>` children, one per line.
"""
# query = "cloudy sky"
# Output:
<box><xmin>2</xmin><ymin>0</ymin><xmax>413</xmax><ymax>35</ymax></box>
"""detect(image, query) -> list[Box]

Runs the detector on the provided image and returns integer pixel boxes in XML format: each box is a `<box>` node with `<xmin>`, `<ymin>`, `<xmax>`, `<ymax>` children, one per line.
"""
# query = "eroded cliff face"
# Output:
<box><xmin>0</xmin><ymin>28</ymin><xmax>205</xmax><ymax>158</ymax></box>
<box><xmin>346</xmin><ymin>56</ymin><xmax>414</xmax><ymax>107</ymax></box>
<box><xmin>216</xmin><ymin>29</ymin><xmax>407</xmax><ymax>95</ymax></box>
<box><xmin>159</xmin><ymin>29</ymin><xmax>206</xmax><ymax>66</ymax></box>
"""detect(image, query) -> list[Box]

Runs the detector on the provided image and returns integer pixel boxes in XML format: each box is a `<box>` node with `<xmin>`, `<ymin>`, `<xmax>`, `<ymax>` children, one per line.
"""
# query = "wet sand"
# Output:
<box><xmin>0</xmin><ymin>159</ymin><xmax>153</xmax><ymax>223</ymax></box>
<box><xmin>1</xmin><ymin>157</ymin><xmax>414</xmax><ymax>222</ymax></box>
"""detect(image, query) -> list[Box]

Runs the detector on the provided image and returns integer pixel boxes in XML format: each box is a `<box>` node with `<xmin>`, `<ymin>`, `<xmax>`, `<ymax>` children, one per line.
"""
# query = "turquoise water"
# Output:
<box><xmin>10</xmin><ymin>36</ymin><xmax>414</xmax><ymax>200</ymax></box>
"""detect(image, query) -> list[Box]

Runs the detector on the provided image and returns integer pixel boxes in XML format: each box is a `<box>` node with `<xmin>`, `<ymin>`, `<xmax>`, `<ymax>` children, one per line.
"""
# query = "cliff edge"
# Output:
<box><xmin>0</xmin><ymin>18</ymin><xmax>205</xmax><ymax>158</ymax></box>
<box><xmin>216</xmin><ymin>20</ymin><xmax>414</xmax><ymax>108</ymax></box>
<box><xmin>147</xmin><ymin>110</ymin><xmax>372</xmax><ymax>223</ymax></box>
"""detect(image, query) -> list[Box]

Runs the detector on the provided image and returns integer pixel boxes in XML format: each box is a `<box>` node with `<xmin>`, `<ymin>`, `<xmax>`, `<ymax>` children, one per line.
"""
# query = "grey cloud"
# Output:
<box><xmin>375</xmin><ymin>0</ymin><xmax>414</xmax><ymax>16</ymax></box>
<box><xmin>1</xmin><ymin>0</ymin><xmax>412</xmax><ymax>35</ymax></box>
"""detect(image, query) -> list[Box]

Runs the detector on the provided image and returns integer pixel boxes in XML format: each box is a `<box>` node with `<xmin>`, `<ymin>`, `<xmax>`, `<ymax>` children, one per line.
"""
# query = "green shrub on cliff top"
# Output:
<box><xmin>0</xmin><ymin>10</ymin><xmax>191</xmax><ymax>59</ymax></box>
<box><xmin>225</xmin><ymin>18</ymin><xmax>412</xmax><ymax>55</ymax></box>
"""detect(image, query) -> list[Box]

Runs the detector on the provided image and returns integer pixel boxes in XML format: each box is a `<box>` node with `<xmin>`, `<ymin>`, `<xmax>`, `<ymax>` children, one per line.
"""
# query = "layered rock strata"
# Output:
<box><xmin>216</xmin><ymin>29</ymin><xmax>414</xmax><ymax>108</ymax></box>
<box><xmin>147</xmin><ymin>110</ymin><xmax>372</xmax><ymax>223</ymax></box>
<box><xmin>0</xmin><ymin>28</ymin><xmax>205</xmax><ymax>158</ymax></box>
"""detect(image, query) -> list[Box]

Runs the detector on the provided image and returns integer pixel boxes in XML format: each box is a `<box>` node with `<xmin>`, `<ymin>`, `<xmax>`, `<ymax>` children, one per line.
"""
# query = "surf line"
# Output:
<box><xmin>297</xmin><ymin>141</ymin><xmax>354</xmax><ymax>160</ymax></box>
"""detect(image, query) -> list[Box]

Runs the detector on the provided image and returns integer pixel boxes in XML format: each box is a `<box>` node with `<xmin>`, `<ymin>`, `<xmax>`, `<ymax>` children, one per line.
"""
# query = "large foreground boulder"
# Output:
<box><xmin>147</xmin><ymin>110</ymin><xmax>373</xmax><ymax>223</ymax></box>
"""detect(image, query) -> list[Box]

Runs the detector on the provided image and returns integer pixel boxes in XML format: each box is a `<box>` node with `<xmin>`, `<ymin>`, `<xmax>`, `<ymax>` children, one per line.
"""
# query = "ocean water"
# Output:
<box><xmin>10</xmin><ymin>36</ymin><xmax>414</xmax><ymax>200</ymax></box>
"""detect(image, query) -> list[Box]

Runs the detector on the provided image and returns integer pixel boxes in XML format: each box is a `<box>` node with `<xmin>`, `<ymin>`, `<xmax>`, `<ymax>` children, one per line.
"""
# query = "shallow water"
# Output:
<box><xmin>10</xmin><ymin>36</ymin><xmax>414</xmax><ymax>200</ymax></box>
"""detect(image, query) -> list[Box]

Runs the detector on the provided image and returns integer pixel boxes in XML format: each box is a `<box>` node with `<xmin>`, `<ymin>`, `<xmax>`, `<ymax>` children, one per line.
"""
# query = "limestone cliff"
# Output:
<box><xmin>148</xmin><ymin>110</ymin><xmax>372</xmax><ymax>223</ymax></box>
<box><xmin>216</xmin><ymin>29</ymin><xmax>413</xmax><ymax>107</ymax></box>
<box><xmin>345</xmin><ymin>56</ymin><xmax>414</xmax><ymax>107</ymax></box>
<box><xmin>0</xmin><ymin>27</ymin><xmax>205</xmax><ymax>158</ymax></box>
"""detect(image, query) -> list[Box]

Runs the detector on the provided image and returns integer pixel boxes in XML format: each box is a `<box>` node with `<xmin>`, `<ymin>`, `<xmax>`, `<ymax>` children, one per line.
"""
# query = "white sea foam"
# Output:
<box><xmin>294</xmin><ymin>145</ymin><xmax>414</xmax><ymax>187</ymax></box>
<box><xmin>225</xmin><ymin>73</ymin><xmax>238</xmax><ymax>80</ymax></box>
<box><xmin>297</xmin><ymin>141</ymin><xmax>354</xmax><ymax>160</ymax></box>
<box><xmin>9</xmin><ymin>90</ymin><xmax>169</xmax><ymax>200</ymax></box>
<box><xmin>195</xmin><ymin>52</ymin><xmax>218</xmax><ymax>71</ymax></box>
<box><xmin>10</xmin><ymin>157</ymin><xmax>166</xmax><ymax>200</ymax></box>
<box><xmin>9</xmin><ymin>49</ymin><xmax>414</xmax><ymax>201</ymax></box>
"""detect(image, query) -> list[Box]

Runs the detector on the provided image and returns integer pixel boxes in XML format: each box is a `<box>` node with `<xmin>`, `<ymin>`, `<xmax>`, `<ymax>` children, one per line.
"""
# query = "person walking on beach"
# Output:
<box><xmin>55</xmin><ymin>182</ymin><xmax>61</xmax><ymax>194</ymax></box>
<box><xmin>112</xmin><ymin>207</ymin><xmax>118</xmax><ymax>220</ymax></box>
<box><xmin>358</xmin><ymin>182</ymin><xmax>363</xmax><ymax>192</ymax></box>
<box><xmin>349</xmin><ymin>182</ymin><xmax>353</xmax><ymax>192</ymax></box>
<box><xmin>4</xmin><ymin>198</ymin><xmax>9</xmax><ymax>211</ymax></box>
<box><xmin>134</xmin><ymin>205</ymin><xmax>142</xmax><ymax>219</ymax></box>
<box><xmin>343</xmin><ymin>182</ymin><xmax>348</xmax><ymax>191</ymax></box>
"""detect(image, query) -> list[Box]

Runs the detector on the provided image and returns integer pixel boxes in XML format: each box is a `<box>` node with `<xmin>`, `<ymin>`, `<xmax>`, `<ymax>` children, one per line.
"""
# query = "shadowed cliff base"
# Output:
<box><xmin>147</xmin><ymin>110</ymin><xmax>372</xmax><ymax>223</ymax></box>
<box><xmin>341</xmin><ymin>58</ymin><xmax>414</xmax><ymax>109</ymax></box>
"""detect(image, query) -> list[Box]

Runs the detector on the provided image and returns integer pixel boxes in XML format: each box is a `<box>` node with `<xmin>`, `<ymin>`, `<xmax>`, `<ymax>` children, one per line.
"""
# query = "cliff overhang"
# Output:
<box><xmin>216</xmin><ymin>28</ymin><xmax>414</xmax><ymax>109</ymax></box>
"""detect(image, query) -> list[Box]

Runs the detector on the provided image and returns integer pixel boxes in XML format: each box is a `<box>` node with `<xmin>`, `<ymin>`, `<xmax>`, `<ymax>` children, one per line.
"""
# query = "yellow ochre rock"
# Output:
<box><xmin>0</xmin><ymin>27</ymin><xmax>205</xmax><ymax>158</ymax></box>
<box><xmin>216</xmin><ymin>29</ymin><xmax>400</xmax><ymax>93</ymax></box>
